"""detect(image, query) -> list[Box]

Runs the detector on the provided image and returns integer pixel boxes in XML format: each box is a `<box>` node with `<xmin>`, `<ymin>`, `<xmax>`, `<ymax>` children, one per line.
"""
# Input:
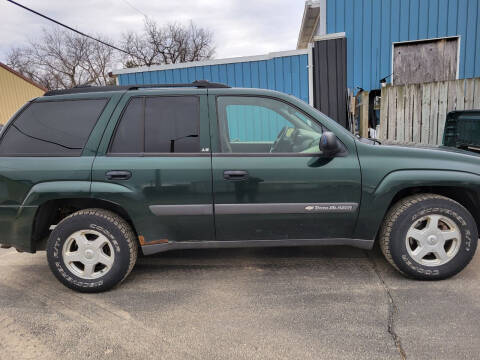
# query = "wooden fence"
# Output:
<box><xmin>378</xmin><ymin>78</ymin><xmax>480</xmax><ymax>145</ymax></box>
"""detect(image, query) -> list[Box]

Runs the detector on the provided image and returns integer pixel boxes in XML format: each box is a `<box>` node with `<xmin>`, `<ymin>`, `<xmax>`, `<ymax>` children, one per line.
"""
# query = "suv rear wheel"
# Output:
<box><xmin>46</xmin><ymin>209</ymin><xmax>138</xmax><ymax>292</ymax></box>
<box><xmin>379</xmin><ymin>194</ymin><xmax>478</xmax><ymax>280</ymax></box>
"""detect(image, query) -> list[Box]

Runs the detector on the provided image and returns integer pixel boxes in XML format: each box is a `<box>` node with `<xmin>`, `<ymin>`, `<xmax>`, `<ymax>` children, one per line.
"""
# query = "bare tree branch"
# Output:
<box><xmin>121</xmin><ymin>19</ymin><xmax>215</xmax><ymax>67</ymax></box>
<box><xmin>6</xmin><ymin>28</ymin><xmax>117</xmax><ymax>90</ymax></box>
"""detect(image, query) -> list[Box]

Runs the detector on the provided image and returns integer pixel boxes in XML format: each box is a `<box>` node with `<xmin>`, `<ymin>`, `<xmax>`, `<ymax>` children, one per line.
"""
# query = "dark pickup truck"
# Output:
<box><xmin>0</xmin><ymin>81</ymin><xmax>478</xmax><ymax>292</ymax></box>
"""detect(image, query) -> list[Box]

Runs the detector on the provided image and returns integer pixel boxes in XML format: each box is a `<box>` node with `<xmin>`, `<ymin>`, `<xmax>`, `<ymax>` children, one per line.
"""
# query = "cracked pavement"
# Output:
<box><xmin>0</xmin><ymin>245</ymin><xmax>479</xmax><ymax>359</ymax></box>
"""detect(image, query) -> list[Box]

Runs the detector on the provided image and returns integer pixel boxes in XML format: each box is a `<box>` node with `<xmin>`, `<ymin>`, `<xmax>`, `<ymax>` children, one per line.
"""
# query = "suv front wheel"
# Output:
<box><xmin>47</xmin><ymin>209</ymin><xmax>138</xmax><ymax>292</ymax></box>
<box><xmin>380</xmin><ymin>194</ymin><xmax>478</xmax><ymax>280</ymax></box>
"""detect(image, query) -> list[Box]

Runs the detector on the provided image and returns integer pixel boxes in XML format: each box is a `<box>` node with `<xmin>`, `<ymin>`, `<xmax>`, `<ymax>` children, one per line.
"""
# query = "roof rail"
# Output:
<box><xmin>44</xmin><ymin>80</ymin><xmax>230</xmax><ymax>96</ymax></box>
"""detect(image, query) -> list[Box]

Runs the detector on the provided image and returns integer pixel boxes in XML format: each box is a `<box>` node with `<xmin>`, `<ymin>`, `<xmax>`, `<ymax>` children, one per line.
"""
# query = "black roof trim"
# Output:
<box><xmin>44</xmin><ymin>80</ymin><xmax>230</xmax><ymax>96</ymax></box>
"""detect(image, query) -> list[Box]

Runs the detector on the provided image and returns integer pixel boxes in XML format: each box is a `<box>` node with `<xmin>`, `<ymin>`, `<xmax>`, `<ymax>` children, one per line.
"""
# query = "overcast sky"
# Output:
<box><xmin>0</xmin><ymin>0</ymin><xmax>305</xmax><ymax>69</ymax></box>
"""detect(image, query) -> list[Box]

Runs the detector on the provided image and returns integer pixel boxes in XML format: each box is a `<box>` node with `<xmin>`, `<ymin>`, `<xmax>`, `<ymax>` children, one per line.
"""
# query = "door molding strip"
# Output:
<box><xmin>149</xmin><ymin>203</ymin><xmax>358</xmax><ymax>216</ymax></box>
<box><xmin>149</xmin><ymin>204</ymin><xmax>213</xmax><ymax>216</ymax></box>
<box><xmin>215</xmin><ymin>203</ymin><xmax>358</xmax><ymax>215</ymax></box>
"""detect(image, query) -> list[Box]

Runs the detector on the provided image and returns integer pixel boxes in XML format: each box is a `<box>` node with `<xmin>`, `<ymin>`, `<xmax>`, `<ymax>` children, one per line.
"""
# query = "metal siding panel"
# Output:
<box><xmin>135</xmin><ymin>72</ymin><xmax>143</xmax><ymax>84</ymax></box>
<box><xmin>283</xmin><ymin>56</ymin><xmax>292</xmax><ymax>95</ymax></box>
<box><xmin>274</xmin><ymin>57</ymin><xmax>284</xmax><ymax>92</ymax></box>
<box><xmin>399</xmin><ymin>0</ymin><xmax>410</xmax><ymax>41</ymax></box>
<box><xmin>211</xmin><ymin>65</ymin><xmax>220</xmax><ymax>82</ymax></box>
<box><xmin>345</xmin><ymin>0</ymin><xmax>354</xmax><ymax>89</ymax></box>
<box><xmin>165</xmin><ymin>69</ymin><xmax>173</xmax><ymax>83</ymax></box>
<box><xmin>300</xmin><ymin>54</ymin><xmax>310</xmax><ymax>103</ymax></box>
<box><xmin>335</xmin><ymin>0</ymin><xmax>345</xmax><ymax>33</ymax></box>
<box><xmin>418</xmin><ymin>0</ymin><xmax>429</xmax><ymax>38</ymax></box>
<box><xmin>158</xmin><ymin>70</ymin><xmax>166</xmax><ymax>83</ymax></box>
<box><xmin>195</xmin><ymin>66</ymin><xmax>203</xmax><ymax>81</ymax></box>
<box><xmin>179</xmin><ymin>68</ymin><xmax>188</xmax><ymax>82</ymax></box>
<box><xmin>188</xmin><ymin>67</ymin><xmax>196</xmax><ymax>82</ymax></box>
<box><xmin>242</xmin><ymin>62</ymin><xmax>251</xmax><ymax>87</ymax></box>
<box><xmin>437</xmin><ymin>0</ymin><xmax>449</xmax><ymax>37</ymax></box>
<box><xmin>234</xmin><ymin>63</ymin><xmax>242</xmax><ymax>87</ymax></box>
<box><xmin>172</xmin><ymin>69</ymin><xmax>181</xmax><ymax>83</ymax></box>
<box><xmin>363</xmin><ymin>0</ymin><xmax>372</xmax><ymax>90</ymax></box>
<box><xmin>219</xmin><ymin>64</ymin><xmax>229</xmax><ymax>85</ymax></box>
<box><xmin>380</xmin><ymin>0</ymin><xmax>392</xmax><ymax>86</ymax></box>
<box><xmin>267</xmin><ymin>59</ymin><xmax>275</xmax><ymax>90</ymax></box>
<box><xmin>476</xmin><ymin>1</ymin><xmax>480</xmax><ymax>77</ymax></box>
<box><xmin>250</xmin><ymin>61</ymin><xmax>260</xmax><ymax>88</ymax></box>
<box><xmin>409</xmin><ymin>0</ymin><xmax>420</xmax><ymax>38</ymax></box>
<box><xmin>390</xmin><ymin>0</ymin><xmax>400</xmax><ymax>42</ymax></box>
<box><xmin>427</xmin><ymin>0</ymin><xmax>439</xmax><ymax>37</ymax></box>
<box><xmin>259</xmin><ymin>60</ymin><xmax>268</xmax><ymax>89</ymax></box>
<box><xmin>151</xmin><ymin>71</ymin><xmax>159</xmax><ymax>84</ymax></box>
<box><xmin>353</xmin><ymin>0</ymin><xmax>363</xmax><ymax>89</ymax></box>
<box><xmin>371</xmin><ymin>0</ymin><xmax>382</xmax><ymax>88</ymax></box>
<box><xmin>203</xmin><ymin>66</ymin><xmax>212</xmax><ymax>81</ymax></box>
<box><xmin>226</xmin><ymin>64</ymin><xmax>235</xmax><ymax>86</ymax></box>
<box><xmin>447</xmin><ymin>0</ymin><xmax>459</xmax><ymax>35</ymax></box>
<box><xmin>118</xmin><ymin>74</ymin><xmax>126</xmax><ymax>85</ymax></box>
<box><xmin>327</xmin><ymin>0</ymin><xmax>335</xmax><ymax>33</ymax></box>
<box><xmin>457</xmin><ymin>0</ymin><xmax>469</xmax><ymax>78</ymax></box>
<box><xmin>291</xmin><ymin>56</ymin><xmax>300</xmax><ymax>99</ymax></box>
<box><xmin>144</xmin><ymin>71</ymin><xmax>152</xmax><ymax>84</ymax></box>
<box><xmin>465</xmin><ymin>0</ymin><xmax>478</xmax><ymax>78</ymax></box>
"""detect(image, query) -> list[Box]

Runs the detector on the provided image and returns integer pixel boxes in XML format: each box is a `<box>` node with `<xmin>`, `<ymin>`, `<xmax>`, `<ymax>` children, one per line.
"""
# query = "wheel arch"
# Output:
<box><xmin>32</xmin><ymin>197</ymin><xmax>139</xmax><ymax>251</ymax></box>
<box><xmin>354</xmin><ymin>170</ymin><xmax>480</xmax><ymax>241</ymax></box>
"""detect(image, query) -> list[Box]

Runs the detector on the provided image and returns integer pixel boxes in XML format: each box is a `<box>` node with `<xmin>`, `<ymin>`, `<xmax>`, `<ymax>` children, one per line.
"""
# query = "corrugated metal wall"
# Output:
<box><xmin>0</xmin><ymin>65</ymin><xmax>45</xmax><ymax>124</ymax></box>
<box><xmin>326</xmin><ymin>0</ymin><xmax>480</xmax><ymax>91</ymax></box>
<box><xmin>117</xmin><ymin>54</ymin><xmax>310</xmax><ymax>104</ymax></box>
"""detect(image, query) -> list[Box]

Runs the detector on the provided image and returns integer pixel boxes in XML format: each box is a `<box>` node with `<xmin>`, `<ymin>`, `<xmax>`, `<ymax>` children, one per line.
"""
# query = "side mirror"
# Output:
<box><xmin>319</xmin><ymin>131</ymin><xmax>341</xmax><ymax>157</ymax></box>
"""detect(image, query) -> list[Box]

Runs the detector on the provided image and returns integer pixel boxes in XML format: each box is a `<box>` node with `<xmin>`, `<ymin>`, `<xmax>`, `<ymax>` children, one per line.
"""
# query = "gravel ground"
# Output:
<box><xmin>0</xmin><ymin>244</ymin><xmax>479</xmax><ymax>360</ymax></box>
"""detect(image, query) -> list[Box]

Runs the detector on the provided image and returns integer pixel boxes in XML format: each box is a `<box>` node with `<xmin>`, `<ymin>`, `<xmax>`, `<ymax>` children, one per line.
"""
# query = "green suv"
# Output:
<box><xmin>1</xmin><ymin>81</ymin><xmax>478</xmax><ymax>292</ymax></box>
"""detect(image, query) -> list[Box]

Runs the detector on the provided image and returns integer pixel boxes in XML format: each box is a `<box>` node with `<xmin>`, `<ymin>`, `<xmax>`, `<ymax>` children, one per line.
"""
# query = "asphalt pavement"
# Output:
<box><xmin>0</xmin><ymin>244</ymin><xmax>479</xmax><ymax>360</ymax></box>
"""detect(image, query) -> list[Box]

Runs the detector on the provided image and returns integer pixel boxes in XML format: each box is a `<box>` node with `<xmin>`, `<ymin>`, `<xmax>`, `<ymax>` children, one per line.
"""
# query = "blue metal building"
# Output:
<box><xmin>115</xmin><ymin>50</ymin><xmax>311</xmax><ymax>104</ymax></box>
<box><xmin>298</xmin><ymin>0</ymin><xmax>480</xmax><ymax>91</ymax></box>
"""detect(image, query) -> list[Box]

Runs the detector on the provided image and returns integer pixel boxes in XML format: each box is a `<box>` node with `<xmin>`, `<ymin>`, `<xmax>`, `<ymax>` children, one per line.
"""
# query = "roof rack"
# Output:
<box><xmin>44</xmin><ymin>80</ymin><xmax>230</xmax><ymax>96</ymax></box>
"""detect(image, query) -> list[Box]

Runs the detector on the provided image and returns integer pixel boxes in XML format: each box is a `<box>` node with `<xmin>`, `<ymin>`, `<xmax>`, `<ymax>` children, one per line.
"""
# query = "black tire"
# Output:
<box><xmin>379</xmin><ymin>194</ymin><xmax>478</xmax><ymax>280</ymax></box>
<box><xmin>47</xmin><ymin>209</ymin><xmax>138</xmax><ymax>292</ymax></box>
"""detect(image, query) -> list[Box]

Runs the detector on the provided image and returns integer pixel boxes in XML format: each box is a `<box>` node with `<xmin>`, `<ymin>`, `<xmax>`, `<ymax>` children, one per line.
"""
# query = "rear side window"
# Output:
<box><xmin>110</xmin><ymin>96</ymin><xmax>200</xmax><ymax>154</ymax></box>
<box><xmin>0</xmin><ymin>99</ymin><xmax>107</xmax><ymax>156</ymax></box>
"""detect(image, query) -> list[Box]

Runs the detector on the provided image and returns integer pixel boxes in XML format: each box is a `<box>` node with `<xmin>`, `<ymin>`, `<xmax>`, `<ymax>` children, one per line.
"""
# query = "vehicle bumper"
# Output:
<box><xmin>0</xmin><ymin>206</ymin><xmax>37</xmax><ymax>253</ymax></box>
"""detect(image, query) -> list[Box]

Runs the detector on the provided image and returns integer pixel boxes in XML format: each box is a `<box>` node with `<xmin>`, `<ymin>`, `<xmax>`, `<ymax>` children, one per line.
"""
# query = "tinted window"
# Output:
<box><xmin>110</xmin><ymin>96</ymin><xmax>200</xmax><ymax>154</ymax></box>
<box><xmin>145</xmin><ymin>96</ymin><xmax>200</xmax><ymax>153</ymax></box>
<box><xmin>0</xmin><ymin>99</ymin><xmax>107</xmax><ymax>156</ymax></box>
<box><xmin>110</xmin><ymin>98</ymin><xmax>144</xmax><ymax>153</ymax></box>
<box><xmin>217</xmin><ymin>96</ymin><xmax>323</xmax><ymax>154</ymax></box>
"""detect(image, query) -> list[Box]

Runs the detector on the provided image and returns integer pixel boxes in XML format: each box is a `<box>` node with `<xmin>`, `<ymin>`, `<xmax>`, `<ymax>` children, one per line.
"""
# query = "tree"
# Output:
<box><xmin>7</xmin><ymin>28</ymin><xmax>116</xmax><ymax>90</ymax></box>
<box><xmin>121</xmin><ymin>19</ymin><xmax>215</xmax><ymax>68</ymax></box>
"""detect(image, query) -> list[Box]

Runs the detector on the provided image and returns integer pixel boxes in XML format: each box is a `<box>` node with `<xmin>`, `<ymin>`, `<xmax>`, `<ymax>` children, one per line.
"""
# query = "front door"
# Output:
<box><xmin>209</xmin><ymin>94</ymin><xmax>361</xmax><ymax>241</ymax></box>
<box><xmin>92</xmin><ymin>89</ymin><xmax>214</xmax><ymax>245</ymax></box>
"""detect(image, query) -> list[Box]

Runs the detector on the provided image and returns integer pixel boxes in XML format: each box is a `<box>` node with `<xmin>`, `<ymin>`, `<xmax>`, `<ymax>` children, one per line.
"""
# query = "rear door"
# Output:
<box><xmin>92</xmin><ymin>89</ymin><xmax>214</xmax><ymax>246</ymax></box>
<box><xmin>209</xmin><ymin>91</ymin><xmax>362</xmax><ymax>242</ymax></box>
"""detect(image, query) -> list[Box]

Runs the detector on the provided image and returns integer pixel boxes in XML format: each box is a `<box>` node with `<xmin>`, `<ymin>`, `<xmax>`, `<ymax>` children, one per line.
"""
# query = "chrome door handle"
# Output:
<box><xmin>106</xmin><ymin>170</ymin><xmax>132</xmax><ymax>180</ymax></box>
<box><xmin>223</xmin><ymin>170</ymin><xmax>249</xmax><ymax>181</ymax></box>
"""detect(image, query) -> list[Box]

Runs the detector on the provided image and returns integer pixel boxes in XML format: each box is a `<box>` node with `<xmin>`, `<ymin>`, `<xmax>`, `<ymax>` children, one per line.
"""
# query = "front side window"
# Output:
<box><xmin>0</xmin><ymin>99</ymin><xmax>107</xmax><ymax>156</ymax></box>
<box><xmin>110</xmin><ymin>96</ymin><xmax>200</xmax><ymax>154</ymax></box>
<box><xmin>217</xmin><ymin>96</ymin><xmax>323</xmax><ymax>154</ymax></box>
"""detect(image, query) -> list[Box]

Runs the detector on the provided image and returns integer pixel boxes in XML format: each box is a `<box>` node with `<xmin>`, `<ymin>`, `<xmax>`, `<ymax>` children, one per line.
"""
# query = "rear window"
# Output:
<box><xmin>0</xmin><ymin>99</ymin><xmax>107</xmax><ymax>156</ymax></box>
<box><xmin>109</xmin><ymin>96</ymin><xmax>200</xmax><ymax>154</ymax></box>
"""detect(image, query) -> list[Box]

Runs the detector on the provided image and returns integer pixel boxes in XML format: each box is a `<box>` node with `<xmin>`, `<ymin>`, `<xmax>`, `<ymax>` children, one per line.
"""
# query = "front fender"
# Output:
<box><xmin>353</xmin><ymin>170</ymin><xmax>480</xmax><ymax>240</ymax></box>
